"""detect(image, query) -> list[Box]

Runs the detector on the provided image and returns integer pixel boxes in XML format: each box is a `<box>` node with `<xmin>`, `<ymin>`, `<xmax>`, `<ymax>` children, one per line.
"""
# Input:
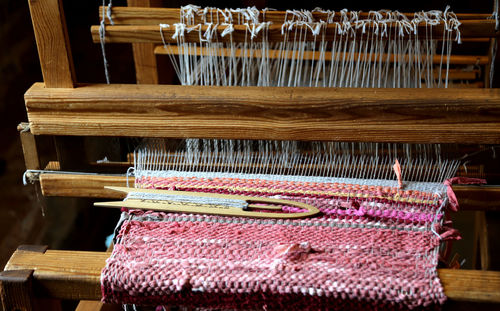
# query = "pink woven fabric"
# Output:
<box><xmin>101</xmin><ymin>176</ymin><xmax>450</xmax><ymax>310</ymax></box>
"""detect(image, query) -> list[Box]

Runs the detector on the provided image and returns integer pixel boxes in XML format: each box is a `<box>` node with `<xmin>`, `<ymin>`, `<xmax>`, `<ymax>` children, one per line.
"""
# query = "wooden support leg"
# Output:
<box><xmin>0</xmin><ymin>246</ymin><xmax>62</xmax><ymax>311</ymax></box>
<box><xmin>475</xmin><ymin>211</ymin><xmax>490</xmax><ymax>270</ymax></box>
<box><xmin>18</xmin><ymin>123</ymin><xmax>40</xmax><ymax>170</ymax></box>
<box><xmin>0</xmin><ymin>269</ymin><xmax>35</xmax><ymax>311</ymax></box>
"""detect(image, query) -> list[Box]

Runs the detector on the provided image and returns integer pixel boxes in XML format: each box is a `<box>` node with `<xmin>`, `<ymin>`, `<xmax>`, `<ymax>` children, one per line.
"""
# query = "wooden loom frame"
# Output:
<box><xmin>2</xmin><ymin>0</ymin><xmax>500</xmax><ymax>310</ymax></box>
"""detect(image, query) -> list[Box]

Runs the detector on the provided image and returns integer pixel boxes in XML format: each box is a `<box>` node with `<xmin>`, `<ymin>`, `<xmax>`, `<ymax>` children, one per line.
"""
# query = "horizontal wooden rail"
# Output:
<box><xmin>25</xmin><ymin>83</ymin><xmax>500</xmax><ymax>143</ymax></box>
<box><xmin>39</xmin><ymin>173</ymin><xmax>134</xmax><ymax>198</ymax></box>
<box><xmin>100</xmin><ymin>7</ymin><xmax>493</xmax><ymax>25</ymax></box>
<box><xmin>3</xmin><ymin>247</ymin><xmax>500</xmax><ymax>303</ymax></box>
<box><xmin>91</xmin><ymin>20</ymin><xmax>497</xmax><ymax>44</ymax></box>
<box><xmin>154</xmin><ymin>45</ymin><xmax>489</xmax><ymax>67</ymax></box>
<box><xmin>36</xmin><ymin>172</ymin><xmax>500</xmax><ymax>211</ymax></box>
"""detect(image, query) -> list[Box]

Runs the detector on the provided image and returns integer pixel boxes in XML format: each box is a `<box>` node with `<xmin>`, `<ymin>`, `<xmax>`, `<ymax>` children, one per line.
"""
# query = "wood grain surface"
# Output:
<box><xmin>153</xmin><ymin>45</ymin><xmax>490</xmax><ymax>66</ymax></box>
<box><xmin>3</xmin><ymin>248</ymin><xmax>500</xmax><ymax>303</ymax></box>
<box><xmin>99</xmin><ymin>7</ymin><xmax>493</xmax><ymax>25</ymax></box>
<box><xmin>28</xmin><ymin>0</ymin><xmax>75</xmax><ymax>88</ymax></box>
<box><xmin>91</xmin><ymin>20</ymin><xmax>498</xmax><ymax>44</ymax></box>
<box><xmin>25</xmin><ymin>83</ymin><xmax>500</xmax><ymax>143</ymax></box>
<box><xmin>37</xmin><ymin>172</ymin><xmax>500</xmax><ymax>211</ymax></box>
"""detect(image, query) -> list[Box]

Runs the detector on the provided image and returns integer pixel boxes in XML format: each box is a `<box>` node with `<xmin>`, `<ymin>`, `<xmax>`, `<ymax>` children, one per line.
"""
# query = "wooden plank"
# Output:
<box><xmin>474</xmin><ymin>211</ymin><xmax>490</xmax><ymax>270</ymax></box>
<box><xmin>3</xmin><ymin>249</ymin><xmax>500</xmax><ymax>303</ymax></box>
<box><xmin>128</xmin><ymin>0</ymin><xmax>160</xmax><ymax>84</ymax></box>
<box><xmin>25</xmin><ymin>83</ymin><xmax>500</xmax><ymax>143</ymax></box>
<box><xmin>38</xmin><ymin>172</ymin><xmax>500</xmax><ymax>212</ymax></box>
<box><xmin>17</xmin><ymin>122</ymin><xmax>40</xmax><ymax>170</ymax></box>
<box><xmin>154</xmin><ymin>45</ymin><xmax>490</xmax><ymax>66</ymax></box>
<box><xmin>39</xmin><ymin>174</ymin><xmax>134</xmax><ymax>198</ymax></box>
<box><xmin>28</xmin><ymin>0</ymin><xmax>75</xmax><ymax>88</ymax></box>
<box><xmin>4</xmin><ymin>250</ymin><xmax>103</xmax><ymax>301</ymax></box>
<box><xmin>0</xmin><ymin>246</ymin><xmax>62</xmax><ymax>311</ymax></box>
<box><xmin>99</xmin><ymin>7</ymin><xmax>493</xmax><ymax>25</ymax></box>
<box><xmin>75</xmin><ymin>301</ymin><xmax>106</xmax><ymax>311</ymax></box>
<box><xmin>75</xmin><ymin>301</ymin><xmax>121</xmax><ymax>311</ymax></box>
<box><xmin>0</xmin><ymin>269</ymin><xmax>35</xmax><ymax>311</ymax></box>
<box><xmin>439</xmin><ymin>269</ymin><xmax>500</xmax><ymax>303</ymax></box>
<box><xmin>91</xmin><ymin>20</ymin><xmax>498</xmax><ymax>44</ymax></box>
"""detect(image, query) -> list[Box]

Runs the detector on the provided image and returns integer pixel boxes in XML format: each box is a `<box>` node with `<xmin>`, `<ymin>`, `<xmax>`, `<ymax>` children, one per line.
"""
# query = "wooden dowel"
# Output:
<box><xmin>3</xmin><ymin>248</ymin><xmax>500</xmax><ymax>303</ymax></box>
<box><xmin>91</xmin><ymin>20</ymin><xmax>497</xmax><ymax>44</ymax></box>
<box><xmin>153</xmin><ymin>45</ymin><xmax>489</xmax><ymax>66</ymax></box>
<box><xmin>99</xmin><ymin>7</ymin><xmax>493</xmax><ymax>26</ymax></box>
<box><xmin>25</xmin><ymin>83</ymin><xmax>500</xmax><ymax>143</ymax></box>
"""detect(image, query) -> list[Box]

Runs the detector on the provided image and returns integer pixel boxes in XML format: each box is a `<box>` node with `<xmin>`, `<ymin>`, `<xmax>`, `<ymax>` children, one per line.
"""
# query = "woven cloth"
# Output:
<box><xmin>101</xmin><ymin>174</ymin><xmax>452</xmax><ymax>310</ymax></box>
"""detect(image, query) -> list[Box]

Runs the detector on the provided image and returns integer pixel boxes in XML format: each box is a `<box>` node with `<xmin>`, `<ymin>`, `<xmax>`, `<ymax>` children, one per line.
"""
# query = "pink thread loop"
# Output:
<box><xmin>443</xmin><ymin>177</ymin><xmax>487</xmax><ymax>211</ymax></box>
<box><xmin>393</xmin><ymin>159</ymin><xmax>403</xmax><ymax>189</ymax></box>
<box><xmin>433</xmin><ymin>222</ymin><xmax>461</xmax><ymax>241</ymax></box>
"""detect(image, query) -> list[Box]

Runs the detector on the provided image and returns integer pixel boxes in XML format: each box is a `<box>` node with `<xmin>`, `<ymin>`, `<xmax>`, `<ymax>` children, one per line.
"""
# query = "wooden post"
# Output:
<box><xmin>17</xmin><ymin>123</ymin><xmax>40</xmax><ymax>170</ymax></box>
<box><xmin>0</xmin><ymin>270</ymin><xmax>35</xmax><ymax>311</ymax></box>
<box><xmin>0</xmin><ymin>246</ymin><xmax>52</xmax><ymax>311</ymax></box>
<box><xmin>127</xmin><ymin>0</ymin><xmax>162</xmax><ymax>84</ymax></box>
<box><xmin>27</xmin><ymin>0</ymin><xmax>76</xmax><ymax>88</ymax></box>
<box><xmin>474</xmin><ymin>211</ymin><xmax>490</xmax><ymax>270</ymax></box>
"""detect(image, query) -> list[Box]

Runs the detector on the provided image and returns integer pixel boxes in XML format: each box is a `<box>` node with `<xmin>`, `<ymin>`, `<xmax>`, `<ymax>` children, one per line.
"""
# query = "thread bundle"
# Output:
<box><xmin>158</xmin><ymin>5</ymin><xmax>460</xmax><ymax>88</ymax></box>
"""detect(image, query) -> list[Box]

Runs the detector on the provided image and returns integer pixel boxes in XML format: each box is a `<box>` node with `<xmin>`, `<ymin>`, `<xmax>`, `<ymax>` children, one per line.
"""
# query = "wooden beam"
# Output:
<box><xmin>28</xmin><ymin>0</ymin><xmax>76</xmax><ymax>88</ymax></box>
<box><xmin>39</xmin><ymin>174</ymin><xmax>134</xmax><ymax>198</ymax></box>
<box><xmin>4</xmin><ymin>249</ymin><xmax>102</xmax><ymax>301</ymax></box>
<box><xmin>0</xmin><ymin>246</ymin><xmax>62</xmax><ymax>311</ymax></box>
<box><xmin>91</xmin><ymin>20</ymin><xmax>498</xmax><ymax>44</ymax></box>
<box><xmin>99</xmin><ymin>7</ymin><xmax>493</xmax><ymax>25</ymax></box>
<box><xmin>154</xmin><ymin>45</ymin><xmax>490</xmax><ymax>66</ymax></box>
<box><xmin>37</xmin><ymin>172</ymin><xmax>500</xmax><ymax>212</ymax></box>
<box><xmin>25</xmin><ymin>83</ymin><xmax>500</xmax><ymax>143</ymax></box>
<box><xmin>439</xmin><ymin>269</ymin><xmax>500</xmax><ymax>303</ymax></box>
<box><xmin>0</xmin><ymin>269</ymin><xmax>35</xmax><ymax>311</ymax></box>
<box><xmin>3</xmin><ymin>248</ymin><xmax>500</xmax><ymax>303</ymax></box>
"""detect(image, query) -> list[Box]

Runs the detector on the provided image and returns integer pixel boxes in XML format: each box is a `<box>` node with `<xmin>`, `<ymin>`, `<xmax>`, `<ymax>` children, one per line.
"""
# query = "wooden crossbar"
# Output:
<box><xmin>3</xmin><ymin>248</ymin><xmax>500</xmax><ymax>303</ymax></box>
<box><xmin>25</xmin><ymin>83</ymin><xmax>500</xmax><ymax>143</ymax></box>
<box><xmin>91</xmin><ymin>20</ymin><xmax>497</xmax><ymax>44</ymax></box>
<box><xmin>153</xmin><ymin>45</ymin><xmax>489</xmax><ymax>67</ymax></box>
<box><xmin>99</xmin><ymin>7</ymin><xmax>493</xmax><ymax>25</ymax></box>
<box><xmin>35</xmin><ymin>172</ymin><xmax>500</xmax><ymax>212</ymax></box>
<box><xmin>93</xmin><ymin>20</ymin><xmax>497</xmax><ymax>45</ymax></box>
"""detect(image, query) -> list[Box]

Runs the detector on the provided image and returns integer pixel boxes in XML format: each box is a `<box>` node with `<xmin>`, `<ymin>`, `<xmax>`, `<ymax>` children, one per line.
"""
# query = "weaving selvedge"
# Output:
<box><xmin>101</xmin><ymin>175</ymin><xmax>452</xmax><ymax>310</ymax></box>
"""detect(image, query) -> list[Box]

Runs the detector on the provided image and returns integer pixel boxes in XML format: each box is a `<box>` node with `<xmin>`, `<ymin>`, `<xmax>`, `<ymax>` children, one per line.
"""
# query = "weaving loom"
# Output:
<box><xmin>2</xmin><ymin>0</ymin><xmax>500</xmax><ymax>310</ymax></box>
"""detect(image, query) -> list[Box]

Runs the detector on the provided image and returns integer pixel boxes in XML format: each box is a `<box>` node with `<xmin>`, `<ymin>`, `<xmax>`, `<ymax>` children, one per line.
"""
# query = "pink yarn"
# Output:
<box><xmin>443</xmin><ymin>177</ymin><xmax>486</xmax><ymax>211</ymax></box>
<box><xmin>101</xmin><ymin>176</ymin><xmax>450</xmax><ymax>310</ymax></box>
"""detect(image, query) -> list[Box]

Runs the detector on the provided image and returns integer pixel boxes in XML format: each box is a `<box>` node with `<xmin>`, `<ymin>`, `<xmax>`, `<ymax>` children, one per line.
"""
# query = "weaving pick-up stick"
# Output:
<box><xmin>95</xmin><ymin>186</ymin><xmax>320</xmax><ymax>218</ymax></box>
